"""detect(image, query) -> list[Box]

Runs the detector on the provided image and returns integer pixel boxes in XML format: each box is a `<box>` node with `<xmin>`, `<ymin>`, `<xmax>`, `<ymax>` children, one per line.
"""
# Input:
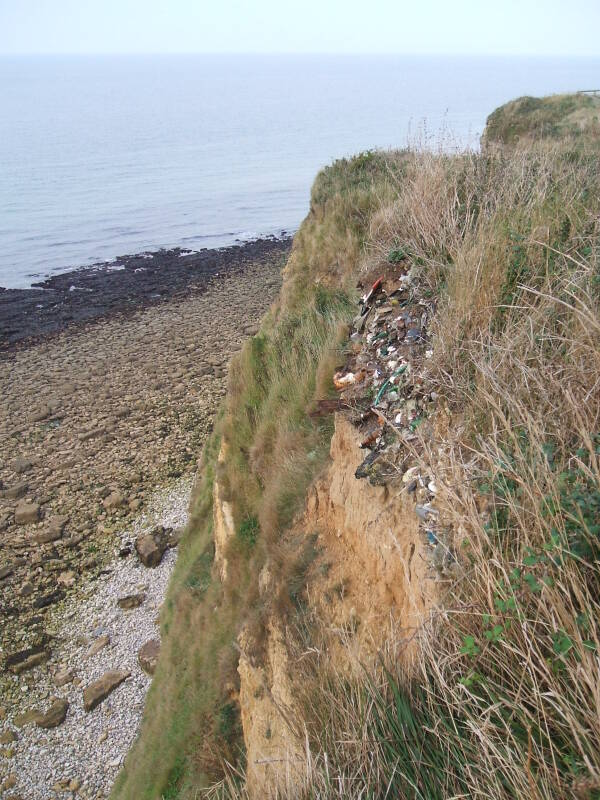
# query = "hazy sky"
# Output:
<box><xmin>1</xmin><ymin>0</ymin><xmax>599</xmax><ymax>57</ymax></box>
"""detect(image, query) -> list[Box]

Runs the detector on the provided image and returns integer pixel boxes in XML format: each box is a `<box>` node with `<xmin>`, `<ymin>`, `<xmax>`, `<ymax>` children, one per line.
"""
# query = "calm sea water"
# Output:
<box><xmin>1</xmin><ymin>54</ymin><xmax>599</xmax><ymax>288</ymax></box>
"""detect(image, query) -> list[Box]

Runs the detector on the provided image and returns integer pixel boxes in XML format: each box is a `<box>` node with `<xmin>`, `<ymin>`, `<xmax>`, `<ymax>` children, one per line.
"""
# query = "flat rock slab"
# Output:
<box><xmin>6</xmin><ymin>643</ymin><xmax>50</xmax><ymax>674</ymax></box>
<box><xmin>0</xmin><ymin>481</ymin><xmax>29</xmax><ymax>500</ymax></box>
<box><xmin>83</xmin><ymin>669</ymin><xmax>131</xmax><ymax>712</ymax></box>
<box><xmin>13</xmin><ymin>709</ymin><xmax>40</xmax><ymax>728</ymax></box>
<box><xmin>138</xmin><ymin>639</ymin><xmax>160</xmax><ymax>675</ymax></box>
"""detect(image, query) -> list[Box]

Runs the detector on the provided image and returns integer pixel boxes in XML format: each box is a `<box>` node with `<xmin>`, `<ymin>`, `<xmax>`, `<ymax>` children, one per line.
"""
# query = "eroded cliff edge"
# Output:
<box><xmin>114</xmin><ymin>96</ymin><xmax>600</xmax><ymax>800</ymax></box>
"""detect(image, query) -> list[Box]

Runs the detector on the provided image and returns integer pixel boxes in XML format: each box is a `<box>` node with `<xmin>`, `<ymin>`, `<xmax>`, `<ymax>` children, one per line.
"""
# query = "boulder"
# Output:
<box><xmin>56</xmin><ymin>570</ymin><xmax>76</xmax><ymax>588</ymax></box>
<box><xmin>138</xmin><ymin>639</ymin><xmax>160</xmax><ymax>675</ymax></box>
<box><xmin>33</xmin><ymin>515</ymin><xmax>68</xmax><ymax>544</ymax></box>
<box><xmin>13</xmin><ymin>709</ymin><xmax>40</xmax><ymax>727</ymax></box>
<box><xmin>36</xmin><ymin>698</ymin><xmax>69</xmax><ymax>729</ymax></box>
<box><xmin>83</xmin><ymin>670</ymin><xmax>130</xmax><ymax>712</ymax></box>
<box><xmin>167</xmin><ymin>527</ymin><xmax>184</xmax><ymax>548</ymax></box>
<box><xmin>14</xmin><ymin>502</ymin><xmax>40</xmax><ymax>525</ymax></box>
<box><xmin>33</xmin><ymin>528</ymin><xmax>62</xmax><ymax>544</ymax></box>
<box><xmin>48</xmin><ymin>515</ymin><xmax>69</xmax><ymax>535</ymax></box>
<box><xmin>117</xmin><ymin>593</ymin><xmax>145</xmax><ymax>610</ymax></box>
<box><xmin>135</xmin><ymin>526</ymin><xmax>168</xmax><ymax>568</ymax></box>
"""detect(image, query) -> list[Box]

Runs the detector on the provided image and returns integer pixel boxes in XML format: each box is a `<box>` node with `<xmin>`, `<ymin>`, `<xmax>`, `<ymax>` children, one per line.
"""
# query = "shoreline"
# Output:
<box><xmin>0</xmin><ymin>244</ymin><xmax>285</xmax><ymax>797</ymax></box>
<box><xmin>0</xmin><ymin>236</ymin><xmax>292</xmax><ymax>350</ymax></box>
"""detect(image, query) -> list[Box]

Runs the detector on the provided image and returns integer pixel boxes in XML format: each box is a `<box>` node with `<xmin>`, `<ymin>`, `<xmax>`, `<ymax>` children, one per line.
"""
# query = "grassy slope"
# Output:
<box><xmin>259</xmin><ymin>107</ymin><xmax>600</xmax><ymax>799</ymax></box>
<box><xmin>111</xmin><ymin>152</ymin><xmax>397</xmax><ymax>800</ymax></box>
<box><xmin>115</xmin><ymin>95</ymin><xmax>600</xmax><ymax>799</ymax></box>
<box><xmin>482</xmin><ymin>92</ymin><xmax>600</xmax><ymax>148</ymax></box>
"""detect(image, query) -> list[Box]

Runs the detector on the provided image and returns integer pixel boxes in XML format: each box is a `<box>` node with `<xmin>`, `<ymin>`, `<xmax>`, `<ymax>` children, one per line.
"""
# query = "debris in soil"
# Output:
<box><xmin>333</xmin><ymin>257</ymin><xmax>457</xmax><ymax>578</ymax></box>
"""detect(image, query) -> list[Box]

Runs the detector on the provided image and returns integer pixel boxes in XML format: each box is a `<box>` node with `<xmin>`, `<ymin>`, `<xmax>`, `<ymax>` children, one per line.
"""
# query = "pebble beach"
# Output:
<box><xmin>0</xmin><ymin>239</ymin><xmax>289</xmax><ymax>799</ymax></box>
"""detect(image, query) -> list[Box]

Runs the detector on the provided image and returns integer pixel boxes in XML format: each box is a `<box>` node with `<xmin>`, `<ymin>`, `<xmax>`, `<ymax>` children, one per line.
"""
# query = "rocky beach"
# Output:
<box><xmin>0</xmin><ymin>238</ymin><xmax>289</xmax><ymax>799</ymax></box>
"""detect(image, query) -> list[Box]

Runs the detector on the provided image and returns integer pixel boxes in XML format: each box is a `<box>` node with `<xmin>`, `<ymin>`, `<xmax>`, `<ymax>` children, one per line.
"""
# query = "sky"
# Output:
<box><xmin>1</xmin><ymin>0</ymin><xmax>600</xmax><ymax>57</ymax></box>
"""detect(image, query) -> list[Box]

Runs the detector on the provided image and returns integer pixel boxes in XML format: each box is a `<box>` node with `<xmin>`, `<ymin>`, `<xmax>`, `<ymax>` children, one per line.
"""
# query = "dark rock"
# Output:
<box><xmin>117</xmin><ymin>593</ymin><xmax>145</xmax><ymax>610</ymax></box>
<box><xmin>33</xmin><ymin>589</ymin><xmax>64</xmax><ymax>609</ymax></box>
<box><xmin>0</xmin><ymin>238</ymin><xmax>290</xmax><ymax>348</ymax></box>
<box><xmin>135</xmin><ymin>526</ymin><xmax>168</xmax><ymax>568</ymax></box>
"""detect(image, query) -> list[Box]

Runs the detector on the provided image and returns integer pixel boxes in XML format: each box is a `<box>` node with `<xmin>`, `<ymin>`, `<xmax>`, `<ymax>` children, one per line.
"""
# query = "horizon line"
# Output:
<box><xmin>1</xmin><ymin>50</ymin><xmax>599</xmax><ymax>59</ymax></box>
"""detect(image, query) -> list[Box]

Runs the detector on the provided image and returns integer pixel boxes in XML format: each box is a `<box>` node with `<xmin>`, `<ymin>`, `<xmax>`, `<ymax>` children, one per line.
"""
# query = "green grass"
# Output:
<box><xmin>483</xmin><ymin>92</ymin><xmax>600</xmax><ymax>148</ymax></box>
<box><xmin>112</xmin><ymin>150</ymin><xmax>398</xmax><ymax>800</ymax></box>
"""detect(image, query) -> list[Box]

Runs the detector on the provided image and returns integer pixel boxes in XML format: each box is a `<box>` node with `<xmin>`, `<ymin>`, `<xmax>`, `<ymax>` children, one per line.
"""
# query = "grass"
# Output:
<box><xmin>482</xmin><ymin>92</ymin><xmax>600</xmax><ymax>148</ymax></box>
<box><xmin>112</xmin><ymin>152</ymin><xmax>398</xmax><ymax>800</ymax></box>
<box><xmin>115</xmin><ymin>95</ymin><xmax>600</xmax><ymax>800</ymax></box>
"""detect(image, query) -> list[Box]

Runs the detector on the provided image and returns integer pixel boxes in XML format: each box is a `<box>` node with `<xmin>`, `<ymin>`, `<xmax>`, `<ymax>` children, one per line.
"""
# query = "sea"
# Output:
<box><xmin>1</xmin><ymin>54</ymin><xmax>599</xmax><ymax>288</ymax></box>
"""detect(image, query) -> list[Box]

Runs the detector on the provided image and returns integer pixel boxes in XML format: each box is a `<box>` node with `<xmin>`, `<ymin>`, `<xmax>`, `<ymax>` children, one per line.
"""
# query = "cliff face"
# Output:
<box><xmin>115</xmin><ymin>99</ymin><xmax>600</xmax><ymax>800</ymax></box>
<box><xmin>227</xmin><ymin>413</ymin><xmax>435</xmax><ymax>797</ymax></box>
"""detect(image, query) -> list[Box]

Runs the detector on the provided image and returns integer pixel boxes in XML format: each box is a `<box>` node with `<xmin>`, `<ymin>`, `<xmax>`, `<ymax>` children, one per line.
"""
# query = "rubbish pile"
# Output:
<box><xmin>332</xmin><ymin>261</ymin><xmax>457</xmax><ymax>576</ymax></box>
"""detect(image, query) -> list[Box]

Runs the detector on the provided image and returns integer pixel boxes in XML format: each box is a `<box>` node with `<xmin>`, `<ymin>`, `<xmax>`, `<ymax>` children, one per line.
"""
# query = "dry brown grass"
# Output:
<box><xmin>207</xmin><ymin>134</ymin><xmax>600</xmax><ymax>799</ymax></box>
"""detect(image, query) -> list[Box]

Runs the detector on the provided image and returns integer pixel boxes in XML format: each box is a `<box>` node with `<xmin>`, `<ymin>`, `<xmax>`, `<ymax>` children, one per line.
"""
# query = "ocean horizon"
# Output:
<box><xmin>2</xmin><ymin>52</ymin><xmax>600</xmax><ymax>289</ymax></box>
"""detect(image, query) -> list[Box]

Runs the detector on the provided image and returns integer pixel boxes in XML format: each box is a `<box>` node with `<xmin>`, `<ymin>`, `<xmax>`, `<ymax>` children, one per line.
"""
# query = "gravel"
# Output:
<box><xmin>0</xmin><ymin>476</ymin><xmax>193</xmax><ymax>800</ymax></box>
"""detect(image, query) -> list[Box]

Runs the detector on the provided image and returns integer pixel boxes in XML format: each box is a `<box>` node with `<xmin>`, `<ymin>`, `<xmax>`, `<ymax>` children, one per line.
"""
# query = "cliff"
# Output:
<box><xmin>114</xmin><ymin>98</ymin><xmax>600</xmax><ymax>800</ymax></box>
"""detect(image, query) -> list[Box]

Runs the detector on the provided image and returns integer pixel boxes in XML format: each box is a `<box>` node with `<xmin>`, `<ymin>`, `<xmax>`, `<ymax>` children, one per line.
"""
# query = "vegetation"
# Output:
<box><xmin>114</xmin><ymin>96</ymin><xmax>600</xmax><ymax>799</ymax></box>
<box><xmin>112</xmin><ymin>152</ymin><xmax>397</xmax><ymax>800</ymax></box>
<box><xmin>482</xmin><ymin>92</ymin><xmax>600</xmax><ymax>148</ymax></box>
